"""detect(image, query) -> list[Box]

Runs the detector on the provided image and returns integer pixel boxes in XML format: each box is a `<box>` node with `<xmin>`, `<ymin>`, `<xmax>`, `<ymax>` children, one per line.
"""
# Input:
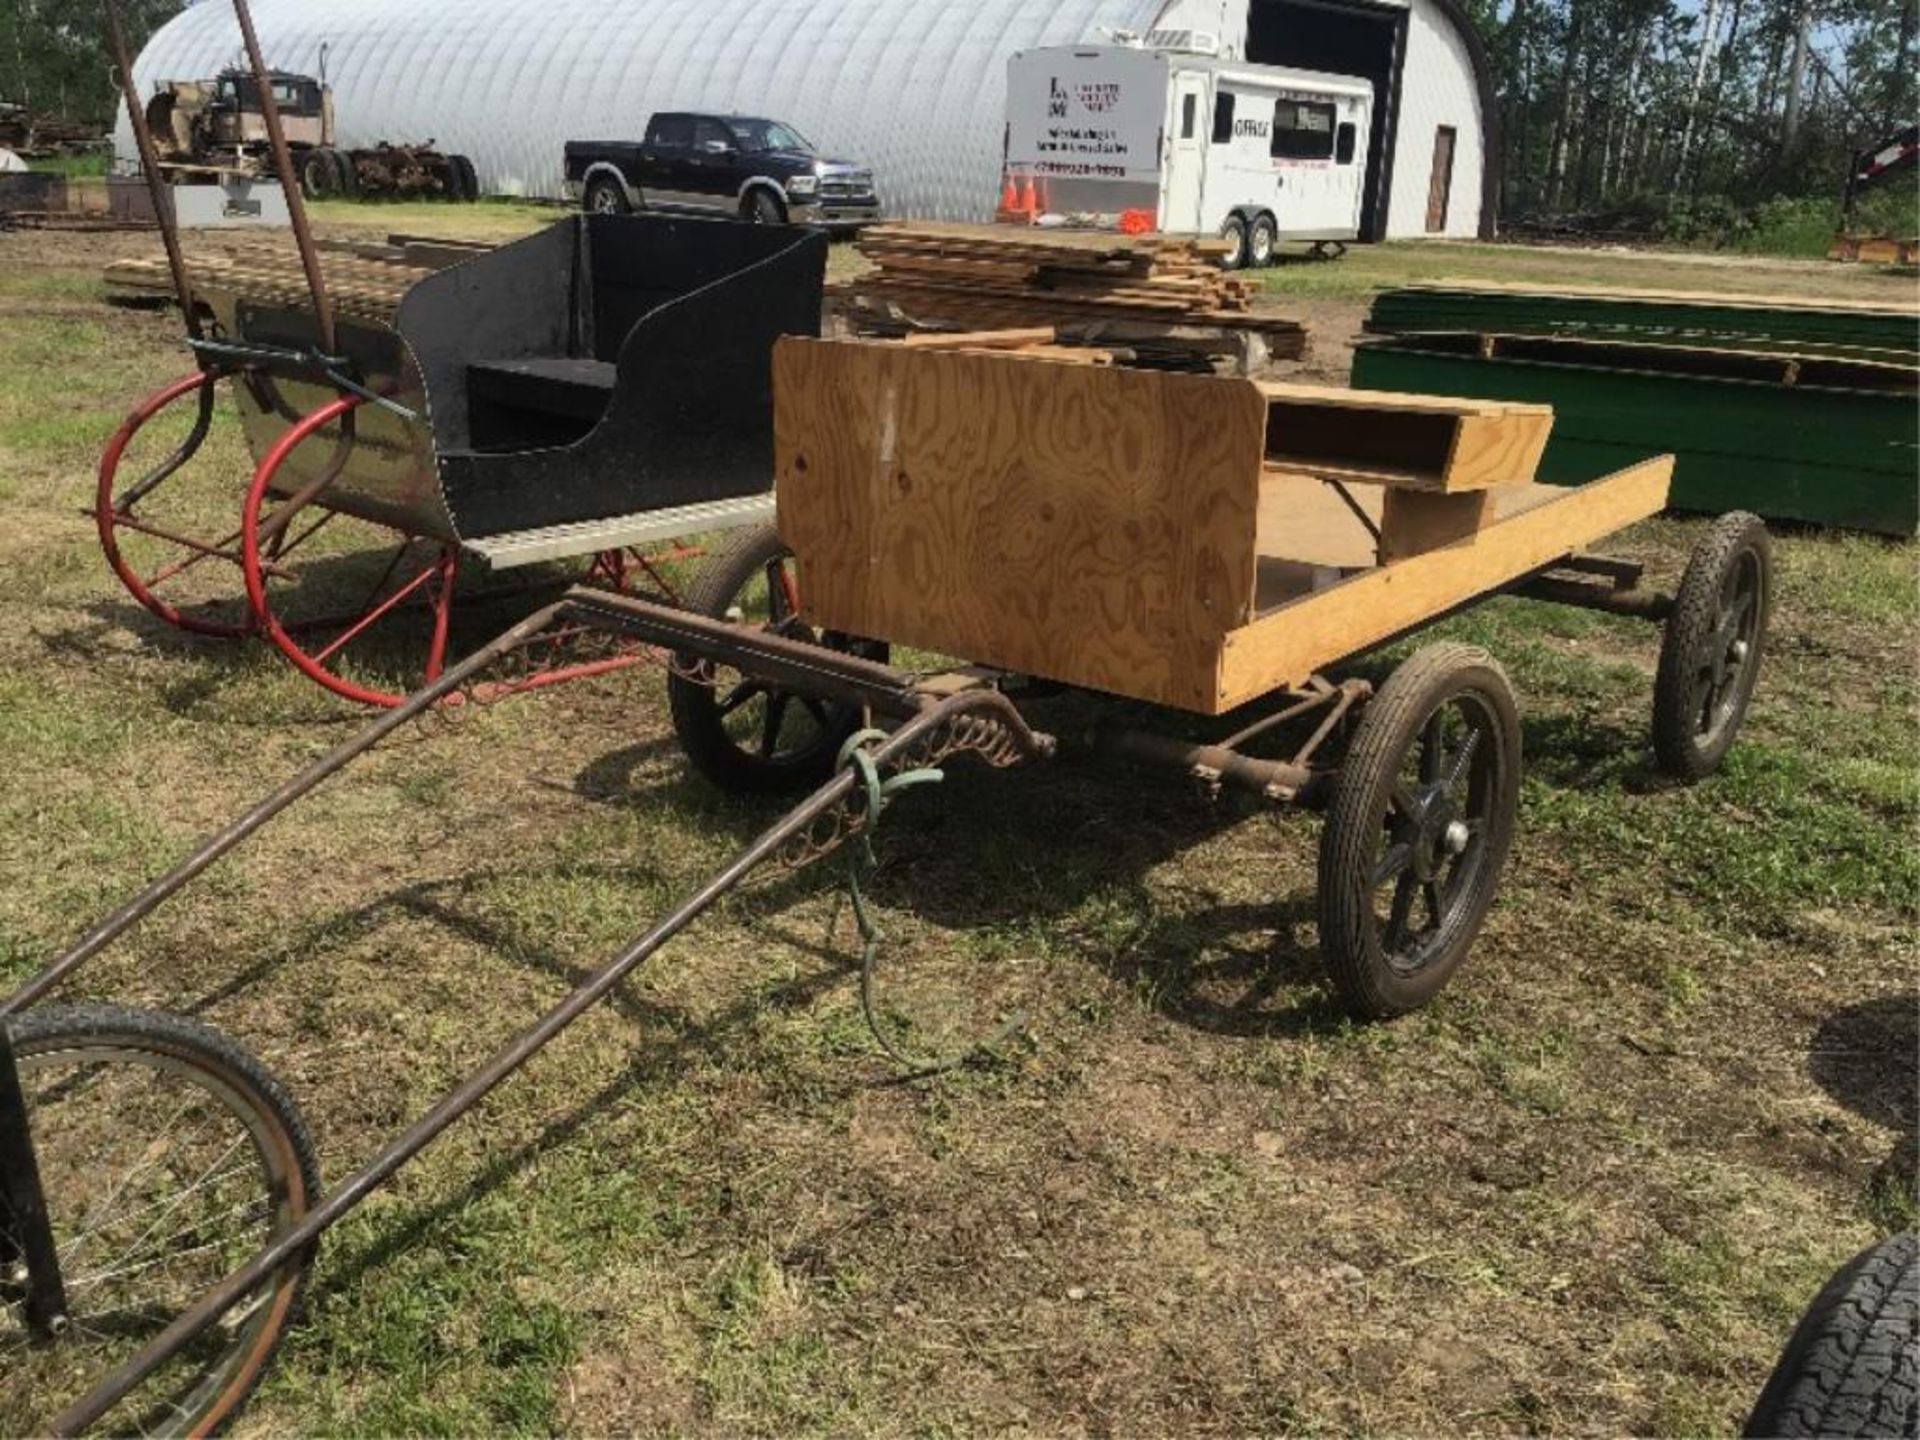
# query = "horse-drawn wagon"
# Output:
<box><xmin>3</xmin><ymin>4</ymin><xmax>1773</xmax><ymax>1428</ymax></box>
<box><xmin>4</xmin><ymin>324</ymin><xmax>1771</xmax><ymax>1433</ymax></box>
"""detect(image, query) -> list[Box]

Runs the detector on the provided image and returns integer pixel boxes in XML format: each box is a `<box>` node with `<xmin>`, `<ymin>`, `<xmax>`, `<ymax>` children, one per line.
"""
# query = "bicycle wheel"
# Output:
<box><xmin>1</xmin><ymin>1005</ymin><xmax>320</xmax><ymax>1438</ymax></box>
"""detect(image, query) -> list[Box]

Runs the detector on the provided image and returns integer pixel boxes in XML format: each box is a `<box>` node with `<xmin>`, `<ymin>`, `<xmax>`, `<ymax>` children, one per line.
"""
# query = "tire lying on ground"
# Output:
<box><xmin>1745</xmin><ymin>1230</ymin><xmax>1918</xmax><ymax>1438</ymax></box>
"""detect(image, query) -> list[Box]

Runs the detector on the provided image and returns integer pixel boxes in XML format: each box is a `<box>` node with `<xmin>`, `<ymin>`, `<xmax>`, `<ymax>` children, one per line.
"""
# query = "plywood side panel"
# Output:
<box><xmin>1216</xmin><ymin>456</ymin><xmax>1673</xmax><ymax>709</ymax></box>
<box><xmin>774</xmin><ymin>339</ymin><xmax>1266</xmax><ymax>711</ymax></box>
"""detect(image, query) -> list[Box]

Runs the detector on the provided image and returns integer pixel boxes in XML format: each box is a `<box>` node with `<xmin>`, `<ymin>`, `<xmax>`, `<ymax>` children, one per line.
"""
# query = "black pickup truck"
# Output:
<box><xmin>564</xmin><ymin>113</ymin><xmax>880</xmax><ymax>232</ymax></box>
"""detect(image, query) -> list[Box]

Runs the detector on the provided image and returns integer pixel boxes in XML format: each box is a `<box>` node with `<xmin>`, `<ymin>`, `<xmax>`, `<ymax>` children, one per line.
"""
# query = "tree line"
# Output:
<box><xmin>1463</xmin><ymin>0</ymin><xmax>1918</xmax><ymax>232</ymax></box>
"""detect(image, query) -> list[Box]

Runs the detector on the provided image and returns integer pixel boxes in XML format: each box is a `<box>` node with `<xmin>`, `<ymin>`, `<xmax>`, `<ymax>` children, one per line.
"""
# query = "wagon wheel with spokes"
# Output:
<box><xmin>1317</xmin><ymin>643</ymin><xmax>1522</xmax><ymax>1019</ymax></box>
<box><xmin>95</xmin><ymin>369</ymin><xmax>263</xmax><ymax>639</ymax></box>
<box><xmin>1653</xmin><ymin>511</ymin><xmax>1771</xmax><ymax>780</ymax></box>
<box><xmin>1</xmin><ymin>1006</ymin><xmax>319</xmax><ymax>1438</ymax></box>
<box><xmin>668</xmin><ymin>520</ymin><xmax>887</xmax><ymax>795</ymax></box>
<box><xmin>239</xmin><ymin>394</ymin><xmax>474</xmax><ymax>708</ymax></box>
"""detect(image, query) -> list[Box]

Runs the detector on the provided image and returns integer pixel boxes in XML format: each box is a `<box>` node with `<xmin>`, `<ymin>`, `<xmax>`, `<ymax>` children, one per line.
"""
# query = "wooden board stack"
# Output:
<box><xmin>103</xmin><ymin>235</ymin><xmax>488</xmax><ymax>322</ymax></box>
<box><xmin>849</xmin><ymin>222</ymin><xmax>1284</xmax><ymax>336</ymax></box>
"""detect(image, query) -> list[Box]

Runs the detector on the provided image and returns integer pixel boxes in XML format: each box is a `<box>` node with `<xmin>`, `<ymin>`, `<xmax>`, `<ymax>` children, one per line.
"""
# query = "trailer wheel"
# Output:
<box><xmin>1745</xmin><ymin>1231</ymin><xmax>1917</xmax><ymax>1438</ymax></box>
<box><xmin>1653</xmin><ymin>511</ymin><xmax>1771</xmax><ymax>780</ymax></box>
<box><xmin>0</xmin><ymin>1004</ymin><xmax>320</xmax><ymax>1437</ymax></box>
<box><xmin>1317</xmin><ymin>643</ymin><xmax>1521</xmax><ymax>1018</ymax></box>
<box><xmin>1219</xmin><ymin>214</ymin><xmax>1248</xmax><ymax>270</ymax></box>
<box><xmin>584</xmin><ymin>175</ymin><xmax>630</xmax><ymax>214</ymax></box>
<box><xmin>449</xmin><ymin>154</ymin><xmax>479</xmax><ymax>202</ymax></box>
<box><xmin>1248</xmin><ymin>213</ymin><xmax>1278</xmax><ymax>267</ymax></box>
<box><xmin>669</xmin><ymin>520</ymin><xmax>883</xmax><ymax>795</ymax></box>
<box><xmin>297</xmin><ymin>147</ymin><xmax>337</xmax><ymax>200</ymax></box>
<box><xmin>744</xmin><ymin>189</ymin><xmax>787</xmax><ymax>226</ymax></box>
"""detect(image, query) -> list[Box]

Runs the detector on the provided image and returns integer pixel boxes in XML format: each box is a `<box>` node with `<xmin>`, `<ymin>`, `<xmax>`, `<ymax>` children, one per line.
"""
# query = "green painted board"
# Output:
<box><xmin>1351</xmin><ymin>339</ymin><xmax>1919</xmax><ymax>536</ymax></box>
<box><xmin>1367</xmin><ymin>287</ymin><xmax>1919</xmax><ymax>364</ymax></box>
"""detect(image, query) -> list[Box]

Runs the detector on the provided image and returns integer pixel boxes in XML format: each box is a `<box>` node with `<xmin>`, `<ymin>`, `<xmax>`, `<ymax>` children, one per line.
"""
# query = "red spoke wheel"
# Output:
<box><xmin>96</xmin><ymin>370</ymin><xmax>255</xmax><ymax>638</ymax></box>
<box><xmin>242</xmin><ymin>396</ymin><xmax>461</xmax><ymax>709</ymax></box>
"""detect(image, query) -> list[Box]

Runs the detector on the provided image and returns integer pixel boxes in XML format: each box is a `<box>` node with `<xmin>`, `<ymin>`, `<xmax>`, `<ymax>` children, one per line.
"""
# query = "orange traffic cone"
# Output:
<box><xmin>1017</xmin><ymin>175</ymin><xmax>1038</xmax><ymax>219</ymax></box>
<box><xmin>996</xmin><ymin>172</ymin><xmax>1025</xmax><ymax>223</ymax></box>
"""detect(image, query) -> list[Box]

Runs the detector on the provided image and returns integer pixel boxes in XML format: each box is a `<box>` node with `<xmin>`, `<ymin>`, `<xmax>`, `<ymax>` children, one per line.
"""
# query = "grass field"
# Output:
<box><xmin>0</xmin><ymin>212</ymin><xmax>1914</xmax><ymax>1436</ymax></box>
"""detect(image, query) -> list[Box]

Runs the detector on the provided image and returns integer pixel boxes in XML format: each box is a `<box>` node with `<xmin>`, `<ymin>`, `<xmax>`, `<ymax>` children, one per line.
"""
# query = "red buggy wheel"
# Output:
<box><xmin>96</xmin><ymin>369</ymin><xmax>255</xmax><ymax>638</ymax></box>
<box><xmin>241</xmin><ymin>393</ymin><xmax>462</xmax><ymax>709</ymax></box>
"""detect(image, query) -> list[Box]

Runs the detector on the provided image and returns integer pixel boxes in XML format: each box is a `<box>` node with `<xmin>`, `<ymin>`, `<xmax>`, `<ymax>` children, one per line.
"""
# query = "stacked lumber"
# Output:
<box><xmin>851</xmin><ymin>222</ymin><xmax>1277</xmax><ymax>333</ymax></box>
<box><xmin>103</xmin><ymin>235</ymin><xmax>486</xmax><ymax>322</ymax></box>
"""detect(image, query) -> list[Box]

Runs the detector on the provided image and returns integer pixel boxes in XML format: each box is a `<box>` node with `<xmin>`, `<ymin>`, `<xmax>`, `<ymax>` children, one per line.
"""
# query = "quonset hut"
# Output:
<box><xmin>127</xmin><ymin>0</ymin><xmax>1496</xmax><ymax>237</ymax></box>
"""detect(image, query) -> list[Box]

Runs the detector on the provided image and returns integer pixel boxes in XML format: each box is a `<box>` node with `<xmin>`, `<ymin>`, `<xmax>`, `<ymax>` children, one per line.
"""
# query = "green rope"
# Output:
<box><xmin>835</xmin><ymin>730</ymin><xmax>1026</xmax><ymax>1074</ymax></box>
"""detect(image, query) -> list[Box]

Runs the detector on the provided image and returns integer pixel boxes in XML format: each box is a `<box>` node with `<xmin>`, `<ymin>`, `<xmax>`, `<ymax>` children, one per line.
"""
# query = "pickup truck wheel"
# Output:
<box><xmin>744</xmin><ymin>190</ymin><xmax>787</xmax><ymax>226</ymax></box>
<box><xmin>584</xmin><ymin>176</ymin><xmax>630</xmax><ymax>215</ymax></box>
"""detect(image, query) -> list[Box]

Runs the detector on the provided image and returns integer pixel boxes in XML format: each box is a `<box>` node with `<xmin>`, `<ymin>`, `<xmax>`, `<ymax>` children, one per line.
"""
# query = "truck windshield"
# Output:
<box><xmin>731</xmin><ymin>119</ymin><xmax>812</xmax><ymax>153</ymax></box>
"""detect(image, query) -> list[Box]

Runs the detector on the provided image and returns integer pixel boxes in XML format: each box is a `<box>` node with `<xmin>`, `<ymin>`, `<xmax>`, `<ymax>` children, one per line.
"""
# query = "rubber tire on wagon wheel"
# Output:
<box><xmin>0</xmin><ymin>1005</ymin><xmax>320</xmax><ymax>1438</ymax></box>
<box><xmin>297</xmin><ymin>148</ymin><xmax>338</xmax><ymax>200</ymax></box>
<box><xmin>1653</xmin><ymin>510</ymin><xmax>1771</xmax><ymax>781</ymax></box>
<box><xmin>1248</xmin><ymin>212</ymin><xmax>1278</xmax><ymax>267</ymax></box>
<box><xmin>584</xmin><ymin>176</ymin><xmax>630</xmax><ymax>215</ymax></box>
<box><xmin>1744</xmin><ymin>1231</ymin><xmax>1917</xmax><ymax>1438</ymax></box>
<box><xmin>1317</xmin><ymin>643</ymin><xmax>1522</xmax><ymax>1019</ymax></box>
<box><xmin>1219</xmin><ymin>214</ymin><xmax>1249</xmax><ymax>270</ymax></box>
<box><xmin>744</xmin><ymin>189</ymin><xmax>787</xmax><ymax>226</ymax></box>
<box><xmin>668</xmin><ymin>520</ymin><xmax>884</xmax><ymax>795</ymax></box>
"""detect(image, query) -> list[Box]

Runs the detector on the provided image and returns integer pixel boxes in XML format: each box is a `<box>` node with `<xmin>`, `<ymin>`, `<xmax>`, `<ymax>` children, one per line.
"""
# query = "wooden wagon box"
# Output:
<box><xmin>774</xmin><ymin>338</ymin><xmax>1672</xmax><ymax>715</ymax></box>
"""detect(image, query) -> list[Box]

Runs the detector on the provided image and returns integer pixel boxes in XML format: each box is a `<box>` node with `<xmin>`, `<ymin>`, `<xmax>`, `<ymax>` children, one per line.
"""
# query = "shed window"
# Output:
<box><xmin>1211</xmin><ymin>90</ymin><xmax>1236</xmax><ymax>144</ymax></box>
<box><xmin>1180</xmin><ymin>92</ymin><xmax>1198</xmax><ymax>140</ymax></box>
<box><xmin>1336</xmin><ymin>121</ymin><xmax>1357</xmax><ymax>165</ymax></box>
<box><xmin>1272</xmin><ymin>100</ymin><xmax>1336</xmax><ymax>160</ymax></box>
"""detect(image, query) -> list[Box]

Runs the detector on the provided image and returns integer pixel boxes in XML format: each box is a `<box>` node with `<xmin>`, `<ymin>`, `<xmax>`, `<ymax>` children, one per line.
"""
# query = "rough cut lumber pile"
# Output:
<box><xmin>849</xmin><ymin>223</ymin><xmax>1302</xmax><ymax>354</ymax></box>
<box><xmin>1827</xmin><ymin>233</ymin><xmax>1919</xmax><ymax>266</ymax></box>
<box><xmin>103</xmin><ymin>235</ymin><xmax>488</xmax><ymax>322</ymax></box>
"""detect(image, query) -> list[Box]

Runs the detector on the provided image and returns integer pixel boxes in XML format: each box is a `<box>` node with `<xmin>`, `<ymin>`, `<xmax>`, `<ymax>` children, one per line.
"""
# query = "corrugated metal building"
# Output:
<box><xmin>126</xmin><ymin>0</ymin><xmax>1496</xmax><ymax>238</ymax></box>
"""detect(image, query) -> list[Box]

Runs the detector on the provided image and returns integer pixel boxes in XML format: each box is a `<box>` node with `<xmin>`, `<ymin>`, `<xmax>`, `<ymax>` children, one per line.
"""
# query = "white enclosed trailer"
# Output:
<box><xmin>1004</xmin><ymin>43</ymin><xmax>1372</xmax><ymax>265</ymax></box>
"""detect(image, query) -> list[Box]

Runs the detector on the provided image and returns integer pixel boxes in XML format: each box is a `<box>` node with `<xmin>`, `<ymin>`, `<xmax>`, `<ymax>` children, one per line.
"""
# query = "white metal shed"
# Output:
<box><xmin>127</xmin><ymin>0</ymin><xmax>1497</xmax><ymax>237</ymax></box>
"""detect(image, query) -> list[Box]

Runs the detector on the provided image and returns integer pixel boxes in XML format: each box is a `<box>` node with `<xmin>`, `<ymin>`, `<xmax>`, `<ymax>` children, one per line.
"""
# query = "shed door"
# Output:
<box><xmin>1425</xmin><ymin>125</ymin><xmax>1456</xmax><ymax>233</ymax></box>
<box><xmin>1163</xmin><ymin>73</ymin><xmax>1208</xmax><ymax>231</ymax></box>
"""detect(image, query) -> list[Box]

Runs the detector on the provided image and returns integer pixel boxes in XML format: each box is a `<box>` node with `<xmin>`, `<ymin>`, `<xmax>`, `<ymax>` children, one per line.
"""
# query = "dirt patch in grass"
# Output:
<box><xmin>1</xmin><ymin>220</ymin><xmax>1913</xmax><ymax>1436</ymax></box>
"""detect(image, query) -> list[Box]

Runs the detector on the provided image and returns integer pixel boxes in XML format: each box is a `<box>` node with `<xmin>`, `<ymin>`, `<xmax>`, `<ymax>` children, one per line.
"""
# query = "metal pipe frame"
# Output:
<box><xmin>102</xmin><ymin>0</ymin><xmax>201</xmax><ymax>343</ymax></box>
<box><xmin>41</xmin><ymin>683</ymin><xmax>1051</xmax><ymax>1437</ymax></box>
<box><xmin>1094</xmin><ymin>677</ymin><xmax>1370</xmax><ymax>809</ymax></box>
<box><xmin>226</xmin><ymin>0</ymin><xmax>335</xmax><ymax>351</ymax></box>
<box><xmin>0</xmin><ymin>1025</ymin><xmax>68</xmax><ymax>1339</ymax></box>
